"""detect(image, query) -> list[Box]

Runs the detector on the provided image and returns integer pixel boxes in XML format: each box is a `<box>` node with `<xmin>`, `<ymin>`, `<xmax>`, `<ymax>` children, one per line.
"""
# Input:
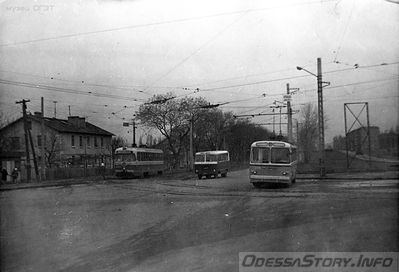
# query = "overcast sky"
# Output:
<box><xmin>0</xmin><ymin>0</ymin><xmax>398</xmax><ymax>144</ymax></box>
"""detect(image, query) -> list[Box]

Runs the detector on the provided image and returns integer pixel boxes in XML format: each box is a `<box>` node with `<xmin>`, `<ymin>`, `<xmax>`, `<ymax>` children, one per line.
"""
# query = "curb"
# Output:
<box><xmin>1</xmin><ymin>172</ymin><xmax>397</xmax><ymax>191</ymax></box>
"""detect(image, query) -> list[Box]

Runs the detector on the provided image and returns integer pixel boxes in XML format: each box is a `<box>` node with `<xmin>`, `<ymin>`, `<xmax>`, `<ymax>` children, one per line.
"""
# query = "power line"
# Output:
<box><xmin>0</xmin><ymin>78</ymin><xmax>146</xmax><ymax>102</ymax></box>
<box><xmin>142</xmin><ymin>9</ymin><xmax>250</xmax><ymax>92</ymax></box>
<box><xmin>196</xmin><ymin>62</ymin><xmax>399</xmax><ymax>92</ymax></box>
<box><xmin>333</xmin><ymin>0</ymin><xmax>356</xmax><ymax>62</ymax></box>
<box><xmin>0</xmin><ymin>0</ymin><xmax>338</xmax><ymax>47</ymax></box>
<box><xmin>0</xmin><ymin>69</ymin><xmax>151</xmax><ymax>95</ymax></box>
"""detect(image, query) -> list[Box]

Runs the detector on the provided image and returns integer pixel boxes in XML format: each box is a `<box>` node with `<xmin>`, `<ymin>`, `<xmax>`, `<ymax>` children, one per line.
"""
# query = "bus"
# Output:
<box><xmin>114</xmin><ymin>147</ymin><xmax>164</xmax><ymax>178</ymax></box>
<box><xmin>194</xmin><ymin>150</ymin><xmax>230</xmax><ymax>179</ymax></box>
<box><xmin>249</xmin><ymin>141</ymin><xmax>297</xmax><ymax>187</ymax></box>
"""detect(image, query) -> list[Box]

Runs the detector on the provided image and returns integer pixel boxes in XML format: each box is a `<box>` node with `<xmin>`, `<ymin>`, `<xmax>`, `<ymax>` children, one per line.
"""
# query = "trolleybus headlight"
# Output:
<box><xmin>251</xmin><ymin>170</ymin><xmax>257</xmax><ymax>174</ymax></box>
<box><xmin>282</xmin><ymin>171</ymin><xmax>288</xmax><ymax>175</ymax></box>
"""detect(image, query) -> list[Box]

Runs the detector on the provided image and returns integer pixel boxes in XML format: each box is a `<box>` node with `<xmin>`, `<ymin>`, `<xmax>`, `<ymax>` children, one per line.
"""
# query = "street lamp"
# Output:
<box><xmin>296</xmin><ymin>58</ymin><xmax>329</xmax><ymax>177</ymax></box>
<box><xmin>296</xmin><ymin>66</ymin><xmax>317</xmax><ymax>77</ymax></box>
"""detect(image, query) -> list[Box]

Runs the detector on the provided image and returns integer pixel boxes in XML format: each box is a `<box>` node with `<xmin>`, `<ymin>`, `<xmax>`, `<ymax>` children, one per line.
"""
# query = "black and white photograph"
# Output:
<box><xmin>0</xmin><ymin>0</ymin><xmax>398</xmax><ymax>271</ymax></box>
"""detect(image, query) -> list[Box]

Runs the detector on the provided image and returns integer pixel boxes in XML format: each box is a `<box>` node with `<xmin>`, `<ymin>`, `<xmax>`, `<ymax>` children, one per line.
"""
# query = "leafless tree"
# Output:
<box><xmin>137</xmin><ymin>93</ymin><xmax>208</xmax><ymax>168</ymax></box>
<box><xmin>298</xmin><ymin>103</ymin><xmax>318</xmax><ymax>163</ymax></box>
<box><xmin>44</xmin><ymin>131</ymin><xmax>61</xmax><ymax>168</ymax></box>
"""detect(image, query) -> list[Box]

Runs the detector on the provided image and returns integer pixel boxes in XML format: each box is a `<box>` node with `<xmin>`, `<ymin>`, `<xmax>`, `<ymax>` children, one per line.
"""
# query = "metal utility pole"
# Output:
<box><xmin>132</xmin><ymin>120</ymin><xmax>137</xmax><ymax>147</ymax></box>
<box><xmin>53</xmin><ymin>101</ymin><xmax>57</xmax><ymax>118</ymax></box>
<box><xmin>279</xmin><ymin>107</ymin><xmax>282</xmax><ymax>136</ymax></box>
<box><xmin>317</xmin><ymin>58</ymin><xmax>326</xmax><ymax>177</ymax></box>
<box><xmin>272</xmin><ymin>109</ymin><xmax>275</xmax><ymax>134</ymax></box>
<box><xmin>41</xmin><ymin>97</ymin><xmax>46</xmax><ymax>181</ymax></box>
<box><xmin>344</xmin><ymin>102</ymin><xmax>371</xmax><ymax>168</ymax></box>
<box><xmin>123</xmin><ymin>119</ymin><xmax>137</xmax><ymax>147</ymax></box>
<box><xmin>16</xmin><ymin>99</ymin><xmax>31</xmax><ymax>182</ymax></box>
<box><xmin>285</xmin><ymin>83</ymin><xmax>298</xmax><ymax>143</ymax></box>
<box><xmin>189</xmin><ymin>117</ymin><xmax>193</xmax><ymax>171</ymax></box>
<box><xmin>296</xmin><ymin>58</ymin><xmax>328</xmax><ymax>177</ymax></box>
<box><xmin>286</xmin><ymin>84</ymin><xmax>293</xmax><ymax>142</ymax></box>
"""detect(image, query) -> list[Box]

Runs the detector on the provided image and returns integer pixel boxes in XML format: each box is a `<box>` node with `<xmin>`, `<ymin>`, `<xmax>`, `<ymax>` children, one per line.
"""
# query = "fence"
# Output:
<box><xmin>45</xmin><ymin>167</ymin><xmax>114</xmax><ymax>180</ymax></box>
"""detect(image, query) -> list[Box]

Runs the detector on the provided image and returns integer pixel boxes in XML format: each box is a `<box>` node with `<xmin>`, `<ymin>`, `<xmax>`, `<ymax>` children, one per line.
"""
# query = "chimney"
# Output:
<box><xmin>68</xmin><ymin>116</ymin><xmax>86</xmax><ymax>128</ymax></box>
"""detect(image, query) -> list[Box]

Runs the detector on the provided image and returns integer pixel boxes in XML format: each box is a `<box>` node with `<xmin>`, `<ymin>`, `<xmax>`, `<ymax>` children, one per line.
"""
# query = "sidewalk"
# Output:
<box><xmin>297</xmin><ymin>170</ymin><xmax>399</xmax><ymax>180</ymax></box>
<box><xmin>337</xmin><ymin>150</ymin><xmax>399</xmax><ymax>163</ymax></box>
<box><xmin>1</xmin><ymin>170</ymin><xmax>398</xmax><ymax>191</ymax></box>
<box><xmin>0</xmin><ymin>176</ymin><xmax>108</xmax><ymax>191</ymax></box>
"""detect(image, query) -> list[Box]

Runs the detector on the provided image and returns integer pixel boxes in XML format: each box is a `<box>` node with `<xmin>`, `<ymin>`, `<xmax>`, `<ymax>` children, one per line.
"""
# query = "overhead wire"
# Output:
<box><xmin>0</xmin><ymin>0</ymin><xmax>338</xmax><ymax>47</ymax></box>
<box><xmin>0</xmin><ymin>78</ymin><xmax>146</xmax><ymax>102</ymax></box>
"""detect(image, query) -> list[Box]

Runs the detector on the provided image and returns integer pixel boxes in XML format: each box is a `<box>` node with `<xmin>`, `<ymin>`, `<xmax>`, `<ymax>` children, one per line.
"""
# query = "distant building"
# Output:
<box><xmin>0</xmin><ymin>113</ymin><xmax>113</xmax><ymax>182</ymax></box>
<box><xmin>346</xmin><ymin>126</ymin><xmax>380</xmax><ymax>155</ymax></box>
<box><xmin>378</xmin><ymin>130</ymin><xmax>399</xmax><ymax>156</ymax></box>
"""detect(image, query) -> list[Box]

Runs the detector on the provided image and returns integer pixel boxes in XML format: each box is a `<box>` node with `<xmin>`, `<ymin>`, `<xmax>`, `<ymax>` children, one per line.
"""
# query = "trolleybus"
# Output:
<box><xmin>194</xmin><ymin>150</ymin><xmax>230</xmax><ymax>179</ymax></box>
<box><xmin>249</xmin><ymin>141</ymin><xmax>297</xmax><ymax>187</ymax></box>
<box><xmin>114</xmin><ymin>147</ymin><xmax>164</xmax><ymax>178</ymax></box>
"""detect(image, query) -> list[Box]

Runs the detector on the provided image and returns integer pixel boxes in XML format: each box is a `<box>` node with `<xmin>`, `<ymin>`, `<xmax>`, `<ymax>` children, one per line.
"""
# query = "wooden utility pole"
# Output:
<box><xmin>28</xmin><ymin>129</ymin><xmax>40</xmax><ymax>181</ymax></box>
<box><xmin>16</xmin><ymin>99</ymin><xmax>31</xmax><ymax>182</ymax></box>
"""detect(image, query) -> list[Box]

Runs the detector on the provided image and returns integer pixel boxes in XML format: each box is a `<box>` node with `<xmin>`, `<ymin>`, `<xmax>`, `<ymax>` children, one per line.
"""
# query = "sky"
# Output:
<box><xmin>0</xmin><ymin>0</ymin><xmax>398</xmax><ymax>145</ymax></box>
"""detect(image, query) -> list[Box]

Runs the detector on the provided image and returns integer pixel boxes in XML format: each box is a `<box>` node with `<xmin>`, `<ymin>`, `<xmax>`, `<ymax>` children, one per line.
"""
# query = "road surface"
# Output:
<box><xmin>1</xmin><ymin>169</ymin><xmax>398</xmax><ymax>272</ymax></box>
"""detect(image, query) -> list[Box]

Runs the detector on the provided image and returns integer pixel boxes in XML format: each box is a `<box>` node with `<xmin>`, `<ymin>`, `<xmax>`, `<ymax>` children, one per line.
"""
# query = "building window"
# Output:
<box><xmin>71</xmin><ymin>135</ymin><xmax>75</xmax><ymax>147</ymax></box>
<box><xmin>101</xmin><ymin>137</ymin><xmax>104</xmax><ymax>148</ymax></box>
<box><xmin>94</xmin><ymin>137</ymin><xmax>98</xmax><ymax>148</ymax></box>
<box><xmin>87</xmin><ymin>136</ymin><xmax>90</xmax><ymax>147</ymax></box>
<box><xmin>37</xmin><ymin>135</ymin><xmax>42</xmax><ymax>147</ymax></box>
<box><xmin>79</xmin><ymin>136</ymin><xmax>83</xmax><ymax>148</ymax></box>
<box><xmin>11</xmin><ymin>137</ymin><xmax>20</xmax><ymax>149</ymax></box>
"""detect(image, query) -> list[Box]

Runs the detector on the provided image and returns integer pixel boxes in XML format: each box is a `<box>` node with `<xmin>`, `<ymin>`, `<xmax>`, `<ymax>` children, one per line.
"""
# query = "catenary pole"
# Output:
<box><xmin>317</xmin><ymin>58</ymin><xmax>326</xmax><ymax>177</ymax></box>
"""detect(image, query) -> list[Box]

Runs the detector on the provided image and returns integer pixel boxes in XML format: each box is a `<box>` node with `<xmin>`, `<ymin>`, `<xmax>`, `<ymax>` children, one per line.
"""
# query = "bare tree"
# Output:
<box><xmin>44</xmin><ymin>131</ymin><xmax>61</xmax><ymax>168</ymax></box>
<box><xmin>298</xmin><ymin>103</ymin><xmax>318</xmax><ymax>163</ymax></box>
<box><xmin>111</xmin><ymin>135</ymin><xmax>127</xmax><ymax>150</ymax></box>
<box><xmin>194</xmin><ymin>109</ymin><xmax>234</xmax><ymax>151</ymax></box>
<box><xmin>137</xmin><ymin>93</ymin><xmax>208</xmax><ymax>168</ymax></box>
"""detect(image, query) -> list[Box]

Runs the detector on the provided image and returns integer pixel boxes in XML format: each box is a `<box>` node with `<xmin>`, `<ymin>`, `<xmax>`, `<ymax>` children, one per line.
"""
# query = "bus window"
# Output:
<box><xmin>271</xmin><ymin>148</ymin><xmax>290</xmax><ymax>164</ymax></box>
<box><xmin>206</xmin><ymin>154</ymin><xmax>217</xmax><ymax>162</ymax></box>
<box><xmin>251</xmin><ymin>147</ymin><xmax>269</xmax><ymax>163</ymax></box>
<box><xmin>218</xmin><ymin>153</ymin><xmax>228</xmax><ymax>162</ymax></box>
<box><xmin>291</xmin><ymin>148</ymin><xmax>297</xmax><ymax>162</ymax></box>
<box><xmin>195</xmin><ymin>154</ymin><xmax>205</xmax><ymax>162</ymax></box>
<box><xmin>115</xmin><ymin>153</ymin><xmax>136</xmax><ymax>162</ymax></box>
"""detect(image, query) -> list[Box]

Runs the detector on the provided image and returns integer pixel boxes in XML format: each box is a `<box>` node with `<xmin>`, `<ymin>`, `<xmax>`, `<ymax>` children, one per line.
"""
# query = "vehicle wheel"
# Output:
<box><xmin>221</xmin><ymin>172</ymin><xmax>227</xmax><ymax>177</ymax></box>
<box><xmin>206</xmin><ymin>175</ymin><xmax>211</xmax><ymax>179</ymax></box>
<box><xmin>252</xmin><ymin>182</ymin><xmax>262</xmax><ymax>188</ymax></box>
<box><xmin>198</xmin><ymin>174</ymin><xmax>202</xmax><ymax>179</ymax></box>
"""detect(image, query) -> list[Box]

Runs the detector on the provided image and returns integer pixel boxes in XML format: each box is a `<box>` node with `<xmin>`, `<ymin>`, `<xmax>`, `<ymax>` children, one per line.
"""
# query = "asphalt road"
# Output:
<box><xmin>1</xmin><ymin>169</ymin><xmax>398</xmax><ymax>272</ymax></box>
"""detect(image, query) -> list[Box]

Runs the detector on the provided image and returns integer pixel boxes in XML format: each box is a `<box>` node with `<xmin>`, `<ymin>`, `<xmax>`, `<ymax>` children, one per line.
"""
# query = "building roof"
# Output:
<box><xmin>250</xmin><ymin>141</ymin><xmax>295</xmax><ymax>148</ymax></box>
<box><xmin>115</xmin><ymin>147</ymin><xmax>163</xmax><ymax>153</ymax></box>
<box><xmin>195</xmin><ymin>150</ymin><xmax>229</xmax><ymax>155</ymax></box>
<box><xmin>1</xmin><ymin>115</ymin><xmax>114</xmax><ymax>136</ymax></box>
